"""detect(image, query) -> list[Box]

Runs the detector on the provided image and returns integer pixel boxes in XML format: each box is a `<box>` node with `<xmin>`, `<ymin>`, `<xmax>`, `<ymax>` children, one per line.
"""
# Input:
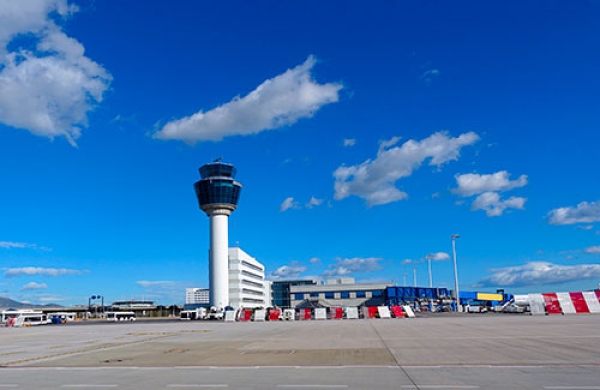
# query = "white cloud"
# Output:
<box><xmin>323</xmin><ymin>257</ymin><xmax>383</xmax><ymax>276</ymax></box>
<box><xmin>427</xmin><ymin>252</ymin><xmax>450</xmax><ymax>261</ymax></box>
<box><xmin>585</xmin><ymin>246</ymin><xmax>600</xmax><ymax>254</ymax></box>
<box><xmin>270</xmin><ymin>264</ymin><xmax>307</xmax><ymax>280</ymax></box>
<box><xmin>3</xmin><ymin>267</ymin><xmax>86</xmax><ymax>277</ymax></box>
<box><xmin>404</xmin><ymin>252</ymin><xmax>450</xmax><ymax>266</ymax></box>
<box><xmin>280</xmin><ymin>197</ymin><xmax>299</xmax><ymax>212</ymax></box>
<box><xmin>0</xmin><ymin>0</ymin><xmax>112</xmax><ymax>146</ymax></box>
<box><xmin>0</xmin><ymin>241</ymin><xmax>31</xmax><ymax>249</ymax></box>
<box><xmin>20</xmin><ymin>281</ymin><xmax>48</xmax><ymax>291</ymax></box>
<box><xmin>333</xmin><ymin>131</ymin><xmax>480</xmax><ymax>207</ymax></box>
<box><xmin>420</xmin><ymin>69</ymin><xmax>440</xmax><ymax>85</ymax></box>
<box><xmin>309</xmin><ymin>257</ymin><xmax>320</xmax><ymax>264</ymax></box>
<box><xmin>477</xmin><ymin>261</ymin><xmax>600</xmax><ymax>287</ymax></box>
<box><xmin>547</xmin><ymin>200</ymin><xmax>600</xmax><ymax>225</ymax></box>
<box><xmin>471</xmin><ymin>191</ymin><xmax>527</xmax><ymax>217</ymax></box>
<box><xmin>453</xmin><ymin>171</ymin><xmax>528</xmax><ymax>197</ymax></box>
<box><xmin>0</xmin><ymin>241</ymin><xmax>51</xmax><ymax>251</ymax></box>
<box><xmin>343</xmin><ymin>138</ymin><xmax>356</xmax><ymax>147</ymax></box>
<box><xmin>453</xmin><ymin>171</ymin><xmax>528</xmax><ymax>217</ymax></box>
<box><xmin>305</xmin><ymin>196</ymin><xmax>324</xmax><ymax>209</ymax></box>
<box><xmin>154</xmin><ymin>55</ymin><xmax>342</xmax><ymax>144</ymax></box>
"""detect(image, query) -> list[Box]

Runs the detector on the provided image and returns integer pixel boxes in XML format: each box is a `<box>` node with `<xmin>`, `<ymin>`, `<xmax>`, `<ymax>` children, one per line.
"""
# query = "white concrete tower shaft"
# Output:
<box><xmin>208</xmin><ymin>209</ymin><xmax>231</xmax><ymax>308</ymax></box>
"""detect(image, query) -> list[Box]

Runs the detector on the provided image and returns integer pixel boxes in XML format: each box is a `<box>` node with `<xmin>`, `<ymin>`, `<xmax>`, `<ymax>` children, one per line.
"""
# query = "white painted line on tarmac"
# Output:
<box><xmin>61</xmin><ymin>386</ymin><xmax>119</xmax><ymax>388</ymax></box>
<box><xmin>167</xmin><ymin>385</ymin><xmax>228</xmax><ymax>388</ymax></box>
<box><xmin>544</xmin><ymin>387</ymin><xmax>600</xmax><ymax>389</ymax></box>
<box><xmin>0</xmin><ymin>386</ymin><xmax>19</xmax><ymax>388</ymax></box>
<box><xmin>401</xmin><ymin>386</ymin><xmax>480</xmax><ymax>389</ymax></box>
<box><xmin>277</xmin><ymin>386</ymin><xmax>348</xmax><ymax>389</ymax></box>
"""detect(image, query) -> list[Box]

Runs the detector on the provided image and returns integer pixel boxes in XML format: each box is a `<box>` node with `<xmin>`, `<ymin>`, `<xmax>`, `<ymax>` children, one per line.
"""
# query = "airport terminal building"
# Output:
<box><xmin>289</xmin><ymin>278</ymin><xmax>393</xmax><ymax>308</ymax></box>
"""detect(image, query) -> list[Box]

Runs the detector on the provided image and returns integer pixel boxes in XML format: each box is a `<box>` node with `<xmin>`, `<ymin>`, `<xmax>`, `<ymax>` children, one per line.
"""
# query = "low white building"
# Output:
<box><xmin>186</xmin><ymin>288</ymin><xmax>209</xmax><ymax>305</ymax></box>
<box><xmin>186</xmin><ymin>248</ymin><xmax>270</xmax><ymax>309</ymax></box>
<box><xmin>228</xmin><ymin>247</ymin><xmax>271</xmax><ymax>309</ymax></box>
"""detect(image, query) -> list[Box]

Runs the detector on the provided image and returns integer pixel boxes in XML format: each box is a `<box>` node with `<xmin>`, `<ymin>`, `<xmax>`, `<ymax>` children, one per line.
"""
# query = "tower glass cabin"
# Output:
<box><xmin>194</xmin><ymin>160</ymin><xmax>242</xmax><ymax>310</ymax></box>
<box><xmin>194</xmin><ymin>161</ymin><xmax>242</xmax><ymax>212</ymax></box>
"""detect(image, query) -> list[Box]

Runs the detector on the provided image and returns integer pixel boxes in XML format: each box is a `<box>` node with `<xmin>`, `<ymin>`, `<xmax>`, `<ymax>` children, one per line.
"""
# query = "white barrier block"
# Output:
<box><xmin>402</xmin><ymin>305</ymin><xmax>415</xmax><ymax>318</ymax></box>
<box><xmin>253</xmin><ymin>309</ymin><xmax>266</xmax><ymax>321</ymax></box>
<box><xmin>224</xmin><ymin>311</ymin><xmax>236</xmax><ymax>322</ymax></box>
<box><xmin>377</xmin><ymin>306</ymin><xmax>391</xmax><ymax>319</ymax></box>
<box><xmin>556</xmin><ymin>292</ymin><xmax>576</xmax><ymax>314</ymax></box>
<box><xmin>345</xmin><ymin>307</ymin><xmax>359</xmax><ymax>319</ymax></box>
<box><xmin>361</xmin><ymin>306</ymin><xmax>370</xmax><ymax>319</ymax></box>
<box><xmin>583</xmin><ymin>292</ymin><xmax>600</xmax><ymax>313</ymax></box>
<box><xmin>283</xmin><ymin>309</ymin><xmax>295</xmax><ymax>321</ymax></box>
<box><xmin>314</xmin><ymin>308</ymin><xmax>327</xmax><ymax>320</ymax></box>
<box><xmin>528</xmin><ymin>293</ymin><xmax>546</xmax><ymax>315</ymax></box>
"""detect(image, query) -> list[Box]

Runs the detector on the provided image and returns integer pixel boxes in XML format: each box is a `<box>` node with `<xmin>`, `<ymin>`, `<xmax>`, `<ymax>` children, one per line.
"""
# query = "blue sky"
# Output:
<box><xmin>1</xmin><ymin>0</ymin><xmax>600</xmax><ymax>306</ymax></box>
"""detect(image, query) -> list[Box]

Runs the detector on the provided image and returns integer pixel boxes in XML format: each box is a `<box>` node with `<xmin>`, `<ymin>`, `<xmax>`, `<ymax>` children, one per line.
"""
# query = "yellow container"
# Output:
<box><xmin>477</xmin><ymin>293</ymin><xmax>503</xmax><ymax>301</ymax></box>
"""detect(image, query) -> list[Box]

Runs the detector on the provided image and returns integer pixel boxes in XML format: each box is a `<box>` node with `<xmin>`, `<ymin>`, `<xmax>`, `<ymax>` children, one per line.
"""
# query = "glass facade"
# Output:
<box><xmin>194</xmin><ymin>178</ymin><xmax>242</xmax><ymax>207</ymax></box>
<box><xmin>199</xmin><ymin>161</ymin><xmax>237</xmax><ymax>179</ymax></box>
<box><xmin>272</xmin><ymin>280</ymin><xmax>317</xmax><ymax>308</ymax></box>
<box><xmin>195</xmin><ymin>160</ymin><xmax>242</xmax><ymax>209</ymax></box>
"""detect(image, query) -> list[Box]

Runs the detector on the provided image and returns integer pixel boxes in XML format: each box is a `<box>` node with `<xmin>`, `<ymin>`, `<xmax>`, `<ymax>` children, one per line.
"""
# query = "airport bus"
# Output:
<box><xmin>0</xmin><ymin>309</ymin><xmax>48</xmax><ymax>326</ymax></box>
<box><xmin>105</xmin><ymin>311</ymin><xmax>136</xmax><ymax>321</ymax></box>
<box><xmin>3</xmin><ymin>311</ymin><xmax>48</xmax><ymax>327</ymax></box>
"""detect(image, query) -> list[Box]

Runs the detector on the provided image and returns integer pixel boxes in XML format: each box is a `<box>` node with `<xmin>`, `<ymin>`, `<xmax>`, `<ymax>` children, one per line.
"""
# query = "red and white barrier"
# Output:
<box><xmin>583</xmin><ymin>292</ymin><xmax>600</xmax><ymax>313</ymax></box>
<box><xmin>377</xmin><ymin>306</ymin><xmax>391</xmax><ymax>319</ymax></box>
<box><xmin>535</xmin><ymin>290</ymin><xmax>600</xmax><ymax>315</ymax></box>
<box><xmin>345</xmin><ymin>307</ymin><xmax>359</xmax><ymax>319</ymax></box>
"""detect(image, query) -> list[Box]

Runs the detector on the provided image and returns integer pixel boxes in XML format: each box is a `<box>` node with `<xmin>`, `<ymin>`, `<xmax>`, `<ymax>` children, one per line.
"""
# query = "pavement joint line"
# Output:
<box><xmin>277</xmin><ymin>386</ymin><xmax>349</xmax><ymax>389</ymax></box>
<box><xmin>544</xmin><ymin>387</ymin><xmax>600</xmax><ymax>389</ymax></box>
<box><xmin>1</xmin><ymin>334</ymin><xmax>177</xmax><ymax>367</ymax></box>
<box><xmin>167</xmin><ymin>386</ymin><xmax>228</xmax><ymax>388</ymax></box>
<box><xmin>401</xmin><ymin>386</ymin><xmax>480</xmax><ymax>389</ymax></box>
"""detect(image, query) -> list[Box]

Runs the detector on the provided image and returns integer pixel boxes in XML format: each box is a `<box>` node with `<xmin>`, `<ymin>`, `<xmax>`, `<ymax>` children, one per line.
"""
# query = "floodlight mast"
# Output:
<box><xmin>451</xmin><ymin>234</ymin><xmax>460</xmax><ymax>312</ymax></box>
<box><xmin>194</xmin><ymin>160</ymin><xmax>242</xmax><ymax>310</ymax></box>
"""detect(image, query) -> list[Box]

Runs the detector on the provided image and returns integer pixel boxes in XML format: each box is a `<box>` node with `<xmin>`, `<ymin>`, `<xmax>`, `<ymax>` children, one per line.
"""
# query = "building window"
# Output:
<box><xmin>371</xmin><ymin>290</ymin><xmax>383</xmax><ymax>298</ymax></box>
<box><xmin>340</xmin><ymin>291</ymin><xmax>350</xmax><ymax>299</ymax></box>
<box><xmin>309</xmin><ymin>292</ymin><xmax>319</xmax><ymax>298</ymax></box>
<box><xmin>294</xmin><ymin>293</ymin><xmax>305</xmax><ymax>300</ymax></box>
<box><xmin>325</xmin><ymin>292</ymin><xmax>334</xmax><ymax>299</ymax></box>
<box><xmin>356</xmin><ymin>291</ymin><xmax>366</xmax><ymax>298</ymax></box>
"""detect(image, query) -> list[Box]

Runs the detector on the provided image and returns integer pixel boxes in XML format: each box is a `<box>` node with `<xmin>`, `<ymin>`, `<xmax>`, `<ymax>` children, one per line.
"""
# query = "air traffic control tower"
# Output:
<box><xmin>194</xmin><ymin>159</ymin><xmax>242</xmax><ymax>309</ymax></box>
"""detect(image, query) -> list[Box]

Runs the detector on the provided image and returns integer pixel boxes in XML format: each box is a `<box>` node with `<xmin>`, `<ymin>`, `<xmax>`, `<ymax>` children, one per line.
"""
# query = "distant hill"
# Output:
<box><xmin>0</xmin><ymin>297</ymin><xmax>63</xmax><ymax>309</ymax></box>
<box><xmin>0</xmin><ymin>296</ymin><xmax>32</xmax><ymax>309</ymax></box>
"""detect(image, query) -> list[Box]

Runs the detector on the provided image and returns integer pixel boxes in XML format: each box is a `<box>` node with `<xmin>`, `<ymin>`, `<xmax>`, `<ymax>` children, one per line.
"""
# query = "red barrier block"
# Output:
<box><xmin>390</xmin><ymin>306</ymin><xmax>404</xmax><ymax>318</ymax></box>
<box><xmin>542</xmin><ymin>293</ymin><xmax>562</xmax><ymax>314</ymax></box>
<box><xmin>299</xmin><ymin>308</ymin><xmax>312</xmax><ymax>320</ymax></box>
<box><xmin>268</xmin><ymin>308</ymin><xmax>282</xmax><ymax>321</ymax></box>
<box><xmin>367</xmin><ymin>306</ymin><xmax>378</xmax><ymax>318</ymax></box>
<box><xmin>570</xmin><ymin>292</ymin><xmax>590</xmax><ymax>313</ymax></box>
<box><xmin>330</xmin><ymin>307</ymin><xmax>343</xmax><ymax>319</ymax></box>
<box><xmin>239</xmin><ymin>309</ymin><xmax>252</xmax><ymax>322</ymax></box>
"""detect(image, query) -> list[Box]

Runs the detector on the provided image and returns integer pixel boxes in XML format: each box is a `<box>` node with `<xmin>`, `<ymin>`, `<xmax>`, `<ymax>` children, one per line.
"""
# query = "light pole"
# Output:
<box><xmin>426</xmin><ymin>254</ymin><xmax>434</xmax><ymax>312</ymax></box>
<box><xmin>451</xmin><ymin>234</ymin><xmax>460</xmax><ymax>312</ymax></box>
<box><xmin>427</xmin><ymin>255</ymin><xmax>433</xmax><ymax>288</ymax></box>
<box><xmin>403</xmin><ymin>273</ymin><xmax>407</xmax><ymax>286</ymax></box>
<box><xmin>413</xmin><ymin>266</ymin><xmax>418</xmax><ymax>287</ymax></box>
